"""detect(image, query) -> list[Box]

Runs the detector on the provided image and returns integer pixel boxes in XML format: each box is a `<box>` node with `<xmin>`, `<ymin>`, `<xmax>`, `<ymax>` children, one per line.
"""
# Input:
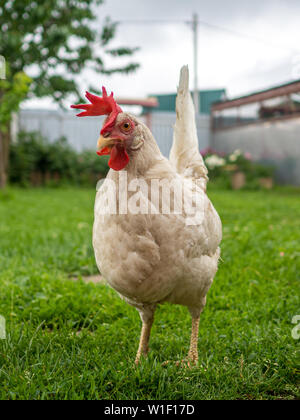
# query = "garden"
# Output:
<box><xmin>202</xmin><ymin>148</ymin><xmax>275</xmax><ymax>190</ymax></box>
<box><xmin>0</xmin><ymin>185</ymin><xmax>299</xmax><ymax>399</ymax></box>
<box><xmin>8</xmin><ymin>132</ymin><xmax>276</xmax><ymax>191</ymax></box>
<box><xmin>9</xmin><ymin>132</ymin><xmax>109</xmax><ymax>187</ymax></box>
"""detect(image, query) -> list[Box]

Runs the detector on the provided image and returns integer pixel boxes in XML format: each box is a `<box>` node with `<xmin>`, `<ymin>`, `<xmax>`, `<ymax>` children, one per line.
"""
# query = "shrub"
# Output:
<box><xmin>9</xmin><ymin>131</ymin><xmax>109</xmax><ymax>186</ymax></box>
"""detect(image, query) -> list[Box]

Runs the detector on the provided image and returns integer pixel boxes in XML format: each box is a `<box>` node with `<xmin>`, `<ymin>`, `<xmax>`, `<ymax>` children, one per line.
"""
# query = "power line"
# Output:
<box><xmin>117</xmin><ymin>18</ymin><xmax>298</xmax><ymax>53</ymax></box>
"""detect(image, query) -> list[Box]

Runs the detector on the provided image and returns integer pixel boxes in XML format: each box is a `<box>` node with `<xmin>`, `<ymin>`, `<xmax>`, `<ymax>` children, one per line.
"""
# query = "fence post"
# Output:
<box><xmin>0</xmin><ymin>55</ymin><xmax>6</xmax><ymax>79</ymax></box>
<box><xmin>11</xmin><ymin>112</ymin><xmax>19</xmax><ymax>144</ymax></box>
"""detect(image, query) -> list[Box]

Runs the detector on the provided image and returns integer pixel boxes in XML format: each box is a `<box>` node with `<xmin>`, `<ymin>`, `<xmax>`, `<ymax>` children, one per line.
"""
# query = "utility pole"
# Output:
<box><xmin>192</xmin><ymin>13</ymin><xmax>199</xmax><ymax>114</ymax></box>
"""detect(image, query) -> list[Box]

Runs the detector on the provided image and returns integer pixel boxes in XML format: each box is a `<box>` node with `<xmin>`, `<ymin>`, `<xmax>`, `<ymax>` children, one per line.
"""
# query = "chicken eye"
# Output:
<box><xmin>121</xmin><ymin>121</ymin><xmax>131</xmax><ymax>132</ymax></box>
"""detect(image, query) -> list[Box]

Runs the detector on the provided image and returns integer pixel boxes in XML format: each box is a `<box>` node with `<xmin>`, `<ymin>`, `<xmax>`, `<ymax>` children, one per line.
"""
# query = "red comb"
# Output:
<box><xmin>71</xmin><ymin>87</ymin><xmax>122</xmax><ymax>134</ymax></box>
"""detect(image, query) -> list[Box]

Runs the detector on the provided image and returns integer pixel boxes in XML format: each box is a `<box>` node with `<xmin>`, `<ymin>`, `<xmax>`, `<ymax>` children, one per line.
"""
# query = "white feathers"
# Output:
<box><xmin>93</xmin><ymin>65</ymin><xmax>222</xmax><ymax>316</ymax></box>
<box><xmin>170</xmin><ymin>65</ymin><xmax>208</xmax><ymax>188</ymax></box>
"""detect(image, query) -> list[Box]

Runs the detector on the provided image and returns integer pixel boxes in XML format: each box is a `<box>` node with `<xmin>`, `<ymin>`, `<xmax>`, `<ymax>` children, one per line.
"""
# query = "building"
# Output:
<box><xmin>211</xmin><ymin>79</ymin><xmax>300</xmax><ymax>184</ymax></box>
<box><xmin>141</xmin><ymin>89</ymin><xmax>226</xmax><ymax>156</ymax></box>
<box><xmin>143</xmin><ymin>89</ymin><xmax>226</xmax><ymax>115</ymax></box>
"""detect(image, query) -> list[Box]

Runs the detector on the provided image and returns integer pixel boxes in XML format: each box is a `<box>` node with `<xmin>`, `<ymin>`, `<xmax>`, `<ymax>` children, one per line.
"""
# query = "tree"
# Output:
<box><xmin>0</xmin><ymin>65</ymin><xmax>31</xmax><ymax>188</ymax></box>
<box><xmin>0</xmin><ymin>0</ymin><xmax>139</xmax><ymax>187</ymax></box>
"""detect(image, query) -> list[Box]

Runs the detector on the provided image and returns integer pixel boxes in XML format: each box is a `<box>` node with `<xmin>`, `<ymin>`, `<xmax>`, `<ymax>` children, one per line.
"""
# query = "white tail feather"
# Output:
<box><xmin>169</xmin><ymin>65</ymin><xmax>208</xmax><ymax>188</ymax></box>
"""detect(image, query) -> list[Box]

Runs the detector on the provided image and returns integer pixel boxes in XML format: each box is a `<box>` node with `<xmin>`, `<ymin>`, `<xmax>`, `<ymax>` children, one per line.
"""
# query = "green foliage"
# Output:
<box><xmin>9</xmin><ymin>131</ymin><xmax>109</xmax><ymax>186</ymax></box>
<box><xmin>252</xmin><ymin>163</ymin><xmax>275</xmax><ymax>178</ymax></box>
<box><xmin>0</xmin><ymin>187</ymin><xmax>299</xmax><ymax>399</ymax></box>
<box><xmin>203</xmin><ymin>149</ymin><xmax>275</xmax><ymax>189</ymax></box>
<box><xmin>0</xmin><ymin>0</ymin><xmax>139</xmax><ymax>104</ymax></box>
<box><xmin>0</xmin><ymin>65</ymin><xmax>31</xmax><ymax>130</ymax></box>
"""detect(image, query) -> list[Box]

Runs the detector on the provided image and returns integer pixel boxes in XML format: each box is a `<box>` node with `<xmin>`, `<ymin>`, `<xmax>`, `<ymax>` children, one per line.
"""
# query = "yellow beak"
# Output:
<box><xmin>97</xmin><ymin>135</ymin><xmax>116</xmax><ymax>152</ymax></box>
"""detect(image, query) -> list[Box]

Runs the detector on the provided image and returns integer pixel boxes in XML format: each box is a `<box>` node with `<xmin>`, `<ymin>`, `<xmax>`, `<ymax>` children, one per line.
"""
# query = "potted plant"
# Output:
<box><xmin>225</xmin><ymin>150</ymin><xmax>252</xmax><ymax>190</ymax></box>
<box><xmin>254</xmin><ymin>163</ymin><xmax>275</xmax><ymax>189</ymax></box>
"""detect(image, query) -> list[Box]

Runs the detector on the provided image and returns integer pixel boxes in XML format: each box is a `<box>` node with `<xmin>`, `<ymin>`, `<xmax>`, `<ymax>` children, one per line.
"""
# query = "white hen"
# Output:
<box><xmin>74</xmin><ymin>65</ymin><xmax>222</xmax><ymax>364</ymax></box>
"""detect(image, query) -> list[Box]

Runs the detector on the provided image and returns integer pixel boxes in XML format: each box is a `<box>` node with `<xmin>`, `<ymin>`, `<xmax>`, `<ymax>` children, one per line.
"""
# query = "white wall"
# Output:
<box><xmin>150</xmin><ymin>112</ymin><xmax>210</xmax><ymax>157</ymax></box>
<box><xmin>18</xmin><ymin>109</ymin><xmax>210</xmax><ymax>158</ymax></box>
<box><xmin>212</xmin><ymin>117</ymin><xmax>300</xmax><ymax>184</ymax></box>
<box><xmin>19</xmin><ymin>109</ymin><xmax>104</xmax><ymax>151</ymax></box>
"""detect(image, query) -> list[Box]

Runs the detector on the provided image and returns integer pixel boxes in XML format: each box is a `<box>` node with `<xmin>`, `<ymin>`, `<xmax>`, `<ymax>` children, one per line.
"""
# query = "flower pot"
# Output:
<box><xmin>259</xmin><ymin>177</ymin><xmax>273</xmax><ymax>189</ymax></box>
<box><xmin>231</xmin><ymin>171</ymin><xmax>246</xmax><ymax>190</ymax></box>
<box><xmin>30</xmin><ymin>171</ymin><xmax>43</xmax><ymax>186</ymax></box>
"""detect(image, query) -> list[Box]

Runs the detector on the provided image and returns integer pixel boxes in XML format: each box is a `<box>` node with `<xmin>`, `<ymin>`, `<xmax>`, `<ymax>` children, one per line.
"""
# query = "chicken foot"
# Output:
<box><xmin>135</xmin><ymin>305</ymin><xmax>156</xmax><ymax>365</ymax></box>
<box><xmin>135</xmin><ymin>320</ymin><xmax>153</xmax><ymax>365</ymax></box>
<box><xmin>187</xmin><ymin>316</ymin><xmax>200</xmax><ymax>365</ymax></box>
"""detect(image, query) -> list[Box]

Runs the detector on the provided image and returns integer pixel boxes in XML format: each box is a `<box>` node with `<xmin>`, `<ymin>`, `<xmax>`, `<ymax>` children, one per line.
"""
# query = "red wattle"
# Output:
<box><xmin>108</xmin><ymin>144</ymin><xmax>129</xmax><ymax>171</ymax></box>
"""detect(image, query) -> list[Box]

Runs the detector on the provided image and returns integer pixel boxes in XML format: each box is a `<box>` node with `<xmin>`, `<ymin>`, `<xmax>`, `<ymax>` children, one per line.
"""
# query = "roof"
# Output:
<box><xmin>116</xmin><ymin>97</ymin><xmax>158</xmax><ymax>108</ymax></box>
<box><xmin>212</xmin><ymin>79</ymin><xmax>300</xmax><ymax>112</ymax></box>
<box><xmin>143</xmin><ymin>89</ymin><xmax>226</xmax><ymax>115</ymax></box>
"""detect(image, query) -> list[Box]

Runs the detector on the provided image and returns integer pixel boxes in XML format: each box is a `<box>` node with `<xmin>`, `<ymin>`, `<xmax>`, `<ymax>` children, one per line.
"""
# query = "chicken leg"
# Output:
<box><xmin>187</xmin><ymin>300</ymin><xmax>206</xmax><ymax>365</ymax></box>
<box><xmin>187</xmin><ymin>316</ymin><xmax>200</xmax><ymax>364</ymax></box>
<box><xmin>135</xmin><ymin>305</ymin><xmax>156</xmax><ymax>365</ymax></box>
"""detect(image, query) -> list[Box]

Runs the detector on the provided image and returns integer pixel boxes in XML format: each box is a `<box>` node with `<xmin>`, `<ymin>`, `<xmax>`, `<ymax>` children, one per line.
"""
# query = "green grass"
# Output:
<box><xmin>0</xmin><ymin>186</ymin><xmax>299</xmax><ymax>400</ymax></box>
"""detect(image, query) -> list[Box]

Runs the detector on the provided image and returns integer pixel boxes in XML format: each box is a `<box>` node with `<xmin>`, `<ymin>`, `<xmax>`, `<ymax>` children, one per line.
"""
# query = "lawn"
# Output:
<box><xmin>0</xmin><ymin>186</ymin><xmax>299</xmax><ymax>400</ymax></box>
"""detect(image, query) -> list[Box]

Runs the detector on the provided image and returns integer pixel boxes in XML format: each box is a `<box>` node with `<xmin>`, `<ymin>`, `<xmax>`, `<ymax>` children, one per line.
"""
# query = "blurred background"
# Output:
<box><xmin>0</xmin><ymin>1</ymin><xmax>299</xmax><ymax>400</ymax></box>
<box><xmin>1</xmin><ymin>0</ymin><xmax>300</xmax><ymax>188</ymax></box>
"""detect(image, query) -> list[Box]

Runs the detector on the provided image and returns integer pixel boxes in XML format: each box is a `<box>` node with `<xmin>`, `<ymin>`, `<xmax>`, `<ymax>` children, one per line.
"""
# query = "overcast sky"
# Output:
<box><xmin>23</xmin><ymin>0</ymin><xmax>300</xmax><ymax>109</ymax></box>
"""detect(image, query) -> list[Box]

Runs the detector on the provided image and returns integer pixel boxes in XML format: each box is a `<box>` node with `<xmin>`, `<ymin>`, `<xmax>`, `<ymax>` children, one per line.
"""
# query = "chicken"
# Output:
<box><xmin>71</xmin><ymin>66</ymin><xmax>222</xmax><ymax>365</ymax></box>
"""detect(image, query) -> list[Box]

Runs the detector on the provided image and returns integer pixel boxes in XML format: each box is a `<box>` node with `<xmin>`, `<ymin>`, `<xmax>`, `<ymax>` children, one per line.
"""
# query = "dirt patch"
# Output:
<box><xmin>71</xmin><ymin>274</ymin><xmax>106</xmax><ymax>284</ymax></box>
<box><xmin>82</xmin><ymin>275</ymin><xmax>106</xmax><ymax>284</ymax></box>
